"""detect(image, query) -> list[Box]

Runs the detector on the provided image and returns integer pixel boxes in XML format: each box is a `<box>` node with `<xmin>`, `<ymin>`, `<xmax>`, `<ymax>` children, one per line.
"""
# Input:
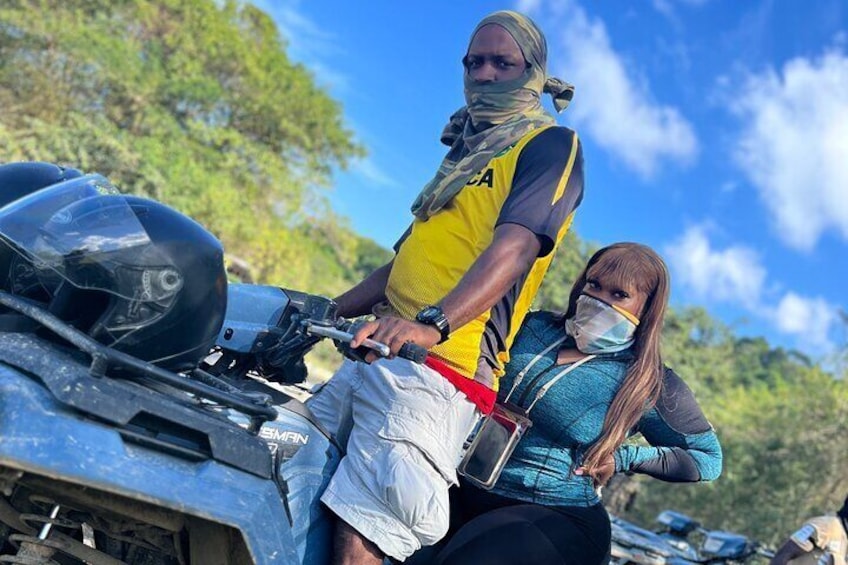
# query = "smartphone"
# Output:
<box><xmin>457</xmin><ymin>402</ymin><xmax>533</xmax><ymax>490</ymax></box>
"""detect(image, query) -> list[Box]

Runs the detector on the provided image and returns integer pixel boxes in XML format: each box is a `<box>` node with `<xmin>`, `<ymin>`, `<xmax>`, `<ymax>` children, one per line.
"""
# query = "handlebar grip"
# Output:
<box><xmin>398</xmin><ymin>342</ymin><xmax>428</xmax><ymax>364</ymax></box>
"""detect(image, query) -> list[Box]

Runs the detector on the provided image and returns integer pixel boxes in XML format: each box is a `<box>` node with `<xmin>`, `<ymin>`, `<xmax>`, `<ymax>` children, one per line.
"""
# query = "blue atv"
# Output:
<box><xmin>0</xmin><ymin>175</ymin><xmax>423</xmax><ymax>564</ymax></box>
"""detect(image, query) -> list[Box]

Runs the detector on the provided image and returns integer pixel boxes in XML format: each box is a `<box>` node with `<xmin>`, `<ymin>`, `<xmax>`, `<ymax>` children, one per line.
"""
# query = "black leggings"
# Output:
<box><xmin>432</xmin><ymin>486</ymin><xmax>611</xmax><ymax>565</ymax></box>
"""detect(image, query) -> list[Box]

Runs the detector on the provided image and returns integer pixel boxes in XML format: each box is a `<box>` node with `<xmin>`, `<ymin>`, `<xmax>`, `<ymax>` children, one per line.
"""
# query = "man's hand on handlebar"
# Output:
<box><xmin>350</xmin><ymin>316</ymin><xmax>440</xmax><ymax>364</ymax></box>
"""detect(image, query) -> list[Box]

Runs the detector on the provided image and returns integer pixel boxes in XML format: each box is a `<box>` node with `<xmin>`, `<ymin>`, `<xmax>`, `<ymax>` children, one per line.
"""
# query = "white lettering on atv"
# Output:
<box><xmin>259</xmin><ymin>428</ymin><xmax>309</xmax><ymax>445</ymax></box>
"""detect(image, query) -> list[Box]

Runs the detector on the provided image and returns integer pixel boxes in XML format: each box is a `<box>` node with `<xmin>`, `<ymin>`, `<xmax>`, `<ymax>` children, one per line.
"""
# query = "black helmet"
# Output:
<box><xmin>0</xmin><ymin>178</ymin><xmax>227</xmax><ymax>371</ymax></box>
<box><xmin>0</xmin><ymin>161</ymin><xmax>83</xmax><ymax>207</ymax></box>
<box><xmin>0</xmin><ymin>162</ymin><xmax>84</xmax><ymax>293</ymax></box>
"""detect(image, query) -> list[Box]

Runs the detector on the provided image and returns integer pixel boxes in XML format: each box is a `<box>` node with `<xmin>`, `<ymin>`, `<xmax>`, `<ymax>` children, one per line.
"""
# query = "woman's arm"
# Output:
<box><xmin>613</xmin><ymin>367</ymin><xmax>723</xmax><ymax>482</ymax></box>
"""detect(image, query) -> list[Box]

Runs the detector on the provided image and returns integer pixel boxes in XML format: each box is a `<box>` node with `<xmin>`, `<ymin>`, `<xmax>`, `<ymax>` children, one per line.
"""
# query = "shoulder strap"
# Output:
<box><xmin>525</xmin><ymin>353</ymin><xmax>596</xmax><ymax>413</ymax></box>
<box><xmin>503</xmin><ymin>334</ymin><xmax>568</xmax><ymax>404</ymax></box>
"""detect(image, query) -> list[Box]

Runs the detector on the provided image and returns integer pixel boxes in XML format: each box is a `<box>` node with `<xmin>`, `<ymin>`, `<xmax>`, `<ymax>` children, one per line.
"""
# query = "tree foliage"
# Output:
<box><xmin>532</xmin><ymin>230</ymin><xmax>594</xmax><ymax>312</ymax></box>
<box><xmin>0</xmin><ymin>0</ymin><xmax>372</xmax><ymax>293</ymax></box>
<box><xmin>627</xmin><ymin>368</ymin><xmax>848</xmax><ymax>547</ymax></box>
<box><xmin>614</xmin><ymin>310</ymin><xmax>848</xmax><ymax>547</ymax></box>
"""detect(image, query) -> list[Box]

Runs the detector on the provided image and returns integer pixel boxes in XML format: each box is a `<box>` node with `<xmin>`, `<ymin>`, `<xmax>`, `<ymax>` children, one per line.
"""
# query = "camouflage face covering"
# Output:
<box><xmin>410</xmin><ymin>10</ymin><xmax>575</xmax><ymax>220</ymax></box>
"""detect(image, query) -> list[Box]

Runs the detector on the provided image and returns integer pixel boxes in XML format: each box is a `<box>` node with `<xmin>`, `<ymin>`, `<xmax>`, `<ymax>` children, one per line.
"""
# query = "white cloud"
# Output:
<box><xmin>667</xmin><ymin>226</ymin><xmax>838</xmax><ymax>351</ymax></box>
<box><xmin>773</xmin><ymin>293</ymin><xmax>836</xmax><ymax>349</ymax></box>
<box><xmin>720</xmin><ymin>180</ymin><xmax>738</xmax><ymax>193</ymax></box>
<box><xmin>515</xmin><ymin>0</ymin><xmax>542</xmax><ymax>13</ymax></box>
<box><xmin>521</xmin><ymin>0</ymin><xmax>698</xmax><ymax>178</ymax></box>
<box><xmin>651</xmin><ymin>0</ymin><xmax>709</xmax><ymax>34</ymax></box>
<box><xmin>728</xmin><ymin>45</ymin><xmax>848</xmax><ymax>251</ymax></box>
<box><xmin>666</xmin><ymin>226</ymin><xmax>765</xmax><ymax>304</ymax></box>
<box><xmin>350</xmin><ymin>157</ymin><xmax>398</xmax><ymax>189</ymax></box>
<box><xmin>652</xmin><ymin>0</ymin><xmax>676</xmax><ymax>19</ymax></box>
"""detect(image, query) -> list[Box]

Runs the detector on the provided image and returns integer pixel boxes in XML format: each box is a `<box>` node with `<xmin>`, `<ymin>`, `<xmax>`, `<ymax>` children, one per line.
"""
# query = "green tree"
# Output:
<box><xmin>628</xmin><ymin>370</ymin><xmax>848</xmax><ymax>547</ymax></box>
<box><xmin>0</xmin><ymin>0</ymin><xmax>366</xmax><ymax>292</ymax></box>
<box><xmin>532</xmin><ymin>231</ymin><xmax>594</xmax><ymax>312</ymax></box>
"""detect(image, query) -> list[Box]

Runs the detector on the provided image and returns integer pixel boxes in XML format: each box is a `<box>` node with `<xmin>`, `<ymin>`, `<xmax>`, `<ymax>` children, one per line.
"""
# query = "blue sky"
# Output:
<box><xmin>251</xmin><ymin>0</ymin><xmax>848</xmax><ymax>361</ymax></box>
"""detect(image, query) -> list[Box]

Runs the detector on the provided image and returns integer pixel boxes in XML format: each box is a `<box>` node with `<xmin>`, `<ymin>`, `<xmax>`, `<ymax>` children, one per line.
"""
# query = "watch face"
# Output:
<box><xmin>420</xmin><ymin>306</ymin><xmax>440</xmax><ymax>322</ymax></box>
<box><xmin>417</xmin><ymin>305</ymin><xmax>450</xmax><ymax>342</ymax></box>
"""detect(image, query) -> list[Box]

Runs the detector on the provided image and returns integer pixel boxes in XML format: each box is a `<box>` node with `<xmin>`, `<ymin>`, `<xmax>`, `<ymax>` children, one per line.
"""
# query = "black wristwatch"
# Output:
<box><xmin>416</xmin><ymin>305</ymin><xmax>451</xmax><ymax>344</ymax></box>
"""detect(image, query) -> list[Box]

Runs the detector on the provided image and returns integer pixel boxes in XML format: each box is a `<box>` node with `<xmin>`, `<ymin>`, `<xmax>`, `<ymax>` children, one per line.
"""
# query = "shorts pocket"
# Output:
<box><xmin>378</xmin><ymin>406</ymin><xmax>458</xmax><ymax>483</ymax></box>
<box><xmin>374</xmin><ymin>362</ymin><xmax>480</xmax><ymax>483</ymax></box>
<box><xmin>376</xmin><ymin>441</ymin><xmax>450</xmax><ymax>546</ymax></box>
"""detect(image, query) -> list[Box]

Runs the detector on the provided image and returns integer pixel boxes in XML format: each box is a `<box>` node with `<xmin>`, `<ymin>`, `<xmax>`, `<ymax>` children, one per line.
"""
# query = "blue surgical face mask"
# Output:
<box><xmin>565</xmin><ymin>294</ymin><xmax>639</xmax><ymax>354</ymax></box>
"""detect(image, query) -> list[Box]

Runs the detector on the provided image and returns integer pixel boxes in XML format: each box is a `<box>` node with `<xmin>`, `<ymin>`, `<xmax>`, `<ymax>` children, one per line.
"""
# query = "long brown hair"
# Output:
<box><xmin>567</xmin><ymin>243</ymin><xmax>670</xmax><ymax>480</ymax></box>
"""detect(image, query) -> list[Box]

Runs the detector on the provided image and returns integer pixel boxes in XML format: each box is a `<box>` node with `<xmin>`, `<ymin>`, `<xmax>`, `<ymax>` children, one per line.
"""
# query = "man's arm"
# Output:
<box><xmin>351</xmin><ymin>223</ymin><xmax>541</xmax><ymax>359</ymax></box>
<box><xmin>440</xmin><ymin>223</ymin><xmax>540</xmax><ymax>330</ymax></box>
<box><xmin>613</xmin><ymin>368</ymin><xmax>723</xmax><ymax>483</ymax></box>
<box><xmin>770</xmin><ymin>539</ymin><xmax>812</xmax><ymax>565</ymax></box>
<box><xmin>771</xmin><ymin>522</ymin><xmax>825</xmax><ymax>565</ymax></box>
<box><xmin>334</xmin><ymin>261</ymin><xmax>393</xmax><ymax>319</ymax></box>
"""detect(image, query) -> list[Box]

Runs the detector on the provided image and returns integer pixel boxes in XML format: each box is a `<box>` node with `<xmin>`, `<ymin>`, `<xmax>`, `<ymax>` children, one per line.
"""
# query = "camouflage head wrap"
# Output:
<box><xmin>411</xmin><ymin>10</ymin><xmax>574</xmax><ymax>220</ymax></box>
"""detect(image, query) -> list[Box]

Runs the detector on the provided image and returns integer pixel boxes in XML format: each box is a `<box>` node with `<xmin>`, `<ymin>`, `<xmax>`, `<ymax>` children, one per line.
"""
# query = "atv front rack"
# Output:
<box><xmin>0</xmin><ymin>291</ymin><xmax>275</xmax><ymax>478</ymax></box>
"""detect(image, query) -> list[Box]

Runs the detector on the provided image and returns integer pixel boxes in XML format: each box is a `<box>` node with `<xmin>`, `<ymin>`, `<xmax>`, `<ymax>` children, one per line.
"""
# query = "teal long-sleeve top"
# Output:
<box><xmin>489</xmin><ymin>311</ymin><xmax>723</xmax><ymax>508</ymax></box>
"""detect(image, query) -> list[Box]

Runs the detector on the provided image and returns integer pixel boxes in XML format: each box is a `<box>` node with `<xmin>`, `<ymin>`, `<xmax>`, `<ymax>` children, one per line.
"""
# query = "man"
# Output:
<box><xmin>771</xmin><ymin>496</ymin><xmax>848</xmax><ymax>565</ymax></box>
<box><xmin>306</xmin><ymin>10</ymin><xmax>584</xmax><ymax>564</ymax></box>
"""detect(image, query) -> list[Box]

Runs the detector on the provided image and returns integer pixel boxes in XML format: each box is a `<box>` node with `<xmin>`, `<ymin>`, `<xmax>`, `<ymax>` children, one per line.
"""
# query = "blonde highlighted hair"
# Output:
<box><xmin>564</xmin><ymin>242</ymin><xmax>670</xmax><ymax>480</ymax></box>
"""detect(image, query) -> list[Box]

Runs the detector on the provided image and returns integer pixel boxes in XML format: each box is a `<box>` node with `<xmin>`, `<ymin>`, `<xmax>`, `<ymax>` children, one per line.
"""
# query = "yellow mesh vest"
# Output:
<box><xmin>387</xmin><ymin>127</ymin><xmax>579</xmax><ymax>388</ymax></box>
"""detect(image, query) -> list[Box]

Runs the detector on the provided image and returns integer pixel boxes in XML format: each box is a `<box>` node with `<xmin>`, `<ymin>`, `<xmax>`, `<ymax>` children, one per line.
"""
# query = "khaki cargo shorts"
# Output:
<box><xmin>306</xmin><ymin>358</ymin><xmax>480</xmax><ymax>561</ymax></box>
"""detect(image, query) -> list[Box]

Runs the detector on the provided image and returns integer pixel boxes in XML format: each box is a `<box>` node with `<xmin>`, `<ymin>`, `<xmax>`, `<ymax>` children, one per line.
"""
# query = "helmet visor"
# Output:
<box><xmin>0</xmin><ymin>175</ymin><xmax>180</xmax><ymax>302</ymax></box>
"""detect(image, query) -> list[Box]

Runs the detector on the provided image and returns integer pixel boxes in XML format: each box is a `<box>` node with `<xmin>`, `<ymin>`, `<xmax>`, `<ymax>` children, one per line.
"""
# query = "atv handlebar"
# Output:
<box><xmin>213</xmin><ymin>286</ymin><xmax>432</xmax><ymax>386</ymax></box>
<box><xmin>398</xmin><ymin>342</ymin><xmax>429</xmax><ymax>364</ymax></box>
<box><xmin>303</xmin><ymin>321</ymin><xmax>429</xmax><ymax>364</ymax></box>
<box><xmin>304</xmin><ymin>322</ymin><xmax>391</xmax><ymax>357</ymax></box>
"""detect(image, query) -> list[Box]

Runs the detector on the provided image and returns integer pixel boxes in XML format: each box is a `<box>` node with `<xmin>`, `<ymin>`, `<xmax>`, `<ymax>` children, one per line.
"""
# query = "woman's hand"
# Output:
<box><xmin>575</xmin><ymin>454</ymin><xmax>616</xmax><ymax>487</ymax></box>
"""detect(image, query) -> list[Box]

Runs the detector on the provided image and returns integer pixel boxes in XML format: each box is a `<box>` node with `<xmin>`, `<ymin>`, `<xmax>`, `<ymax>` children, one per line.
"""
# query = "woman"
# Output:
<box><xmin>435</xmin><ymin>242</ymin><xmax>723</xmax><ymax>565</ymax></box>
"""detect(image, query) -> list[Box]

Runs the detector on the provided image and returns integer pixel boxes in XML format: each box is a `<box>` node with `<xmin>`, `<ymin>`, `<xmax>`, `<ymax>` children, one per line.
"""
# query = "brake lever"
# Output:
<box><xmin>303</xmin><ymin>322</ymin><xmax>391</xmax><ymax>357</ymax></box>
<box><xmin>302</xmin><ymin>321</ymin><xmax>428</xmax><ymax>364</ymax></box>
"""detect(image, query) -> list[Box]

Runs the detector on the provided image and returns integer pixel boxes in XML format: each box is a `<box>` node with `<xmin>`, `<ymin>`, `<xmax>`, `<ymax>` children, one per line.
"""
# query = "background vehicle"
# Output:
<box><xmin>611</xmin><ymin>510</ymin><xmax>775</xmax><ymax>565</ymax></box>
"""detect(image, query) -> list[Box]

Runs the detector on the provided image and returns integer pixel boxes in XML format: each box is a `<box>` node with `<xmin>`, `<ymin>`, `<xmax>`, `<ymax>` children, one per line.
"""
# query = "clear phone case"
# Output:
<box><xmin>457</xmin><ymin>401</ymin><xmax>533</xmax><ymax>490</ymax></box>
